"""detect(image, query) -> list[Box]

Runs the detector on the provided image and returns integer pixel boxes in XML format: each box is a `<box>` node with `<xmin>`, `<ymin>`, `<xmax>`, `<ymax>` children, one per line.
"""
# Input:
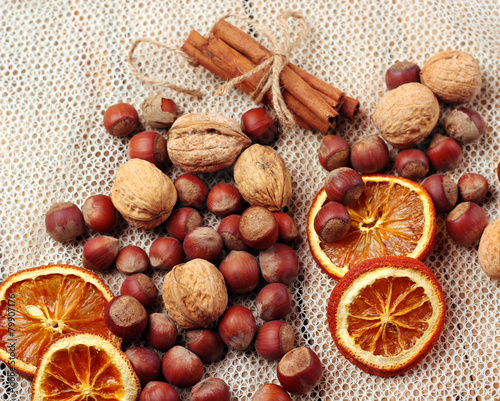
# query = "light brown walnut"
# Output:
<box><xmin>372</xmin><ymin>83</ymin><xmax>439</xmax><ymax>149</ymax></box>
<box><xmin>420</xmin><ymin>50</ymin><xmax>482</xmax><ymax>103</ymax></box>
<box><xmin>162</xmin><ymin>259</ymin><xmax>228</xmax><ymax>329</ymax></box>
<box><xmin>234</xmin><ymin>144</ymin><xmax>292</xmax><ymax>211</ymax></box>
<box><xmin>167</xmin><ymin>112</ymin><xmax>251</xmax><ymax>173</ymax></box>
<box><xmin>478</xmin><ymin>219</ymin><xmax>500</xmax><ymax>279</ymax></box>
<box><xmin>111</xmin><ymin>159</ymin><xmax>177</xmax><ymax>229</ymax></box>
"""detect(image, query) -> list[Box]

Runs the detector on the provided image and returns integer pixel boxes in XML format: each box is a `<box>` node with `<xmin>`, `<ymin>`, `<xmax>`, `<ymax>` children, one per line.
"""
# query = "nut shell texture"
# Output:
<box><xmin>111</xmin><ymin>159</ymin><xmax>177</xmax><ymax>229</ymax></box>
<box><xmin>162</xmin><ymin>259</ymin><xmax>228</xmax><ymax>329</ymax></box>
<box><xmin>420</xmin><ymin>50</ymin><xmax>482</xmax><ymax>103</ymax></box>
<box><xmin>372</xmin><ymin>83</ymin><xmax>439</xmax><ymax>149</ymax></box>
<box><xmin>167</xmin><ymin>113</ymin><xmax>251</xmax><ymax>173</ymax></box>
<box><xmin>478</xmin><ymin>219</ymin><xmax>500</xmax><ymax>279</ymax></box>
<box><xmin>234</xmin><ymin>144</ymin><xmax>292</xmax><ymax>210</ymax></box>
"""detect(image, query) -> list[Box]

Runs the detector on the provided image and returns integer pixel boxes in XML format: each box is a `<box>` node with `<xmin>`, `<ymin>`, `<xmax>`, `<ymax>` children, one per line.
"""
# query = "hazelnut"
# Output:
<box><xmin>162</xmin><ymin>346</ymin><xmax>204</xmax><ymax>388</ymax></box>
<box><xmin>218</xmin><ymin>305</ymin><xmax>256</xmax><ymax>351</ymax></box>
<box><xmin>116</xmin><ymin>245</ymin><xmax>150</xmax><ymax>275</ymax></box>
<box><xmin>162</xmin><ymin>259</ymin><xmax>228</xmax><ymax>329</ymax></box>
<box><xmin>255</xmin><ymin>320</ymin><xmax>295</xmax><ymax>360</ymax></box>
<box><xmin>164</xmin><ymin>207</ymin><xmax>203</xmax><ymax>241</ymax></box>
<box><xmin>183</xmin><ymin>227</ymin><xmax>223</xmax><ymax>262</ymax></box>
<box><xmin>444</xmin><ymin>107</ymin><xmax>487</xmax><ymax>144</ymax></box>
<box><xmin>385</xmin><ymin>60</ymin><xmax>421</xmax><ymax>90</ymax></box>
<box><xmin>478</xmin><ymin>219</ymin><xmax>500</xmax><ymax>279</ymax></box>
<box><xmin>458</xmin><ymin>173</ymin><xmax>489</xmax><ymax>203</ymax></box>
<box><xmin>395</xmin><ymin>149</ymin><xmax>430</xmax><ymax>181</ymax></box>
<box><xmin>174</xmin><ymin>174</ymin><xmax>208</xmax><ymax>209</ymax></box>
<box><xmin>82</xmin><ymin>235</ymin><xmax>120</xmax><ymax>271</ymax></box>
<box><xmin>190</xmin><ymin>377</ymin><xmax>231</xmax><ymax>401</ymax></box>
<box><xmin>372</xmin><ymin>83</ymin><xmax>439</xmax><ymax>148</ymax></box>
<box><xmin>219</xmin><ymin>251</ymin><xmax>260</xmax><ymax>293</ymax></box>
<box><xmin>324</xmin><ymin>167</ymin><xmax>364</xmax><ymax>205</ymax></box>
<box><xmin>446</xmin><ymin>202</ymin><xmax>488</xmax><ymax>245</ymax></box>
<box><xmin>141</xmin><ymin>94</ymin><xmax>178</xmax><ymax>129</ymax></box>
<box><xmin>277</xmin><ymin>347</ymin><xmax>323</xmax><ymax>395</ymax></box>
<box><xmin>140</xmin><ymin>381</ymin><xmax>180</xmax><ymax>401</ymax></box>
<box><xmin>421</xmin><ymin>174</ymin><xmax>458</xmax><ymax>214</ymax></box>
<box><xmin>144</xmin><ymin>313</ymin><xmax>177</xmax><ymax>351</ymax></box>
<box><xmin>217</xmin><ymin>214</ymin><xmax>249</xmax><ymax>251</ymax></box>
<box><xmin>45</xmin><ymin>201</ymin><xmax>85</xmax><ymax>242</ymax></box>
<box><xmin>148</xmin><ymin>237</ymin><xmax>185</xmax><ymax>270</ymax></box>
<box><xmin>186</xmin><ymin>329</ymin><xmax>224</xmax><ymax>362</ymax></box>
<box><xmin>120</xmin><ymin>273</ymin><xmax>158</xmax><ymax>309</ymax></box>
<box><xmin>259</xmin><ymin>243</ymin><xmax>299</xmax><ymax>285</ymax></box>
<box><xmin>111</xmin><ymin>159</ymin><xmax>177</xmax><ymax>229</ymax></box>
<box><xmin>125</xmin><ymin>347</ymin><xmax>162</xmax><ymax>385</ymax></box>
<box><xmin>207</xmin><ymin>183</ymin><xmax>244</xmax><ymax>217</ymax></box>
<box><xmin>351</xmin><ymin>135</ymin><xmax>389</xmax><ymax>173</ymax></box>
<box><xmin>273</xmin><ymin>212</ymin><xmax>298</xmax><ymax>243</ymax></box>
<box><xmin>104</xmin><ymin>295</ymin><xmax>148</xmax><ymax>339</ymax></box>
<box><xmin>313</xmin><ymin>202</ymin><xmax>351</xmax><ymax>243</ymax></box>
<box><xmin>241</xmin><ymin>108</ymin><xmax>279</xmax><ymax>145</ymax></box>
<box><xmin>420</xmin><ymin>50</ymin><xmax>482</xmax><ymax>103</ymax></box>
<box><xmin>103</xmin><ymin>103</ymin><xmax>139</xmax><ymax>137</ymax></box>
<box><xmin>82</xmin><ymin>195</ymin><xmax>121</xmax><ymax>233</ymax></box>
<box><xmin>256</xmin><ymin>283</ymin><xmax>291</xmax><ymax>321</ymax></box>
<box><xmin>252</xmin><ymin>383</ymin><xmax>292</xmax><ymax>401</ymax></box>
<box><xmin>427</xmin><ymin>133</ymin><xmax>462</xmax><ymax>171</ymax></box>
<box><xmin>317</xmin><ymin>135</ymin><xmax>350</xmax><ymax>171</ymax></box>
<box><xmin>239</xmin><ymin>206</ymin><xmax>279</xmax><ymax>249</ymax></box>
<box><xmin>127</xmin><ymin>131</ymin><xmax>169</xmax><ymax>168</ymax></box>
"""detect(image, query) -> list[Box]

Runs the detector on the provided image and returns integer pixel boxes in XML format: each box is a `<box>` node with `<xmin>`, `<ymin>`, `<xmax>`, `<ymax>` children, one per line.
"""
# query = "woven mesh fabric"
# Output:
<box><xmin>1</xmin><ymin>0</ymin><xmax>500</xmax><ymax>400</ymax></box>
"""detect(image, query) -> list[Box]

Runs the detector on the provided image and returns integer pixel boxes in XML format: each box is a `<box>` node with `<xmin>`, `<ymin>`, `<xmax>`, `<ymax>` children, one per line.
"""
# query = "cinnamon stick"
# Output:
<box><xmin>182</xmin><ymin>31</ymin><xmax>311</xmax><ymax>130</ymax></box>
<box><xmin>339</xmin><ymin>96</ymin><xmax>360</xmax><ymax>121</ymax></box>
<box><xmin>212</xmin><ymin>20</ymin><xmax>344</xmax><ymax>105</ymax></box>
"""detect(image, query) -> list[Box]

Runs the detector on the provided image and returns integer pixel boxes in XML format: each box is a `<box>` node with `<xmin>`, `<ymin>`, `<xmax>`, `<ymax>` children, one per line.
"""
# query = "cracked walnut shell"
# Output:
<box><xmin>111</xmin><ymin>159</ymin><xmax>177</xmax><ymax>229</ymax></box>
<box><xmin>234</xmin><ymin>144</ymin><xmax>292</xmax><ymax>211</ymax></box>
<box><xmin>162</xmin><ymin>259</ymin><xmax>228</xmax><ymax>329</ymax></box>
<box><xmin>372</xmin><ymin>83</ymin><xmax>439</xmax><ymax>149</ymax></box>
<box><xmin>420</xmin><ymin>50</ymin><xmax>482</xmax><ymax>103</ymax></box>
<box><xmin>167</xmin><ymin>112</ymin><xmax>251</xmax><ymax>173</ymax></box>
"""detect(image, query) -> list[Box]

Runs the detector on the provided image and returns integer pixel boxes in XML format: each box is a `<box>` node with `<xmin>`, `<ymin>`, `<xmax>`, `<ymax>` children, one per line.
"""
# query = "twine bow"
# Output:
<box><xmin>127</xmin><ymin>11</ymin><xmax>308</xmax><ymax>129</ymax></box>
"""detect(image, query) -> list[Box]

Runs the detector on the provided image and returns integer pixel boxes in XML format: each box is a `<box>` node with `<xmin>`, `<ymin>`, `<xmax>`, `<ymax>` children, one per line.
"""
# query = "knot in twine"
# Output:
<box><xmin>211</xmin><ymin>11</ymin><xmax>308</xmax><ymax>130</ymax></box>
<box><xmin>127</xmin><ymin>11</ymin><xmax>308</xmax><ymax>129</ymax></box>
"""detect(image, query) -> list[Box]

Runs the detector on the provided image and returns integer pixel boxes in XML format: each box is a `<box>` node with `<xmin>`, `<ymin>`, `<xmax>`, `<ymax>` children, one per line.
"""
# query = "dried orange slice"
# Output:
<box><xmin>0</xmin><ymin>265</ymin><xmax>120</xmax><ymax>378</ymax></box>
<box><xmin>327</xmin><ymin>256</ymin><xmax>446</xmax><ymax>376</ymax></box>
<box><xmin>307</xmin><ymin>174</ymin><xmax>436</xmax><ymax>280</ymax></box>
<box><xmin>31</xmin><ymin>332</ymin><xmax>140</xmax><ymax>401</ymax></box>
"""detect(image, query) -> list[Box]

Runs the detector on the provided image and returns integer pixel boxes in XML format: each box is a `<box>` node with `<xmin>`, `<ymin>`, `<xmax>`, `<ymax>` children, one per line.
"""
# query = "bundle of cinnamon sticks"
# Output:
<box><xmin>181</xmin><ymin>19</ymin><xmax>359</xmax><ymax>134</ymax></box>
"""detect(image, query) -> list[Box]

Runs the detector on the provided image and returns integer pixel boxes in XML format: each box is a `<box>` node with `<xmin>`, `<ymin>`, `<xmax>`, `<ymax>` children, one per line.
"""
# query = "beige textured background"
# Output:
<box><xmin>1</xmin><ymin>0</ymin><xmax>499</xmax><ymax>400</ymax></box>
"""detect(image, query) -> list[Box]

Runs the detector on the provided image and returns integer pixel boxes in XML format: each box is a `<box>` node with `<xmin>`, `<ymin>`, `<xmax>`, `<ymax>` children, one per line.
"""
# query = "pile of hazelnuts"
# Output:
<box><xmin>44</xmin><ymin>99</ymin><xmax>322</xmax><ymax>400</ymax></box>
<box><xmin>314</xmin><ymin>60</ymin><xmax>493</xmax><ymax>247</ymax></box>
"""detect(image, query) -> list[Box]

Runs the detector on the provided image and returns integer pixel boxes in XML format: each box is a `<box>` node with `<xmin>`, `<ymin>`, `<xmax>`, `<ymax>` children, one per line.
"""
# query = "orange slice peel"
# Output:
<box><xmin>307</xmin><ymin>174</ymin><xmax>436</xmax><ymax>280</ymax></box>
<box><xmin>0</xmin><ymin>264</ymin><xmax>120</xmax><ymax>378</ymax></box>
<box><xmin>31</xmin><ymin>332</ymin><xmax>140</xmax><ymax>401</ymax></box>
<box><xmin>327</xmin><ymin>256</ymin><xmax>446</xmax><ymax>376</ymax></box>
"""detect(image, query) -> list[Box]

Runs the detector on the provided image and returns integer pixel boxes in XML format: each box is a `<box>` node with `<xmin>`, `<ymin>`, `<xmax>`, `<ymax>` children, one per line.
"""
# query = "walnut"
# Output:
<box><xmin>234</xmin><ymin>144</ymin><xmax>292</xmax><ymax>211</ymax></box>
<box><xmin>478</xmin><ymin>219</ymin><xmax>500</xmax><ymax>280</ymax></box>
<box><xmin>111</xmin><ymin>159</ymin><xmax>177</xmax><ymax>229</ymax></box>
<box><xmin>372</xmin><ymin>83</ymin><xmax>440</xmax><ymax>149</ymax></box>
<box><xmin>167</xmin><ymin>113</ymin><xmax>251</xmax><ymax>173</ymax></box>
<box><xmin>420</xmin><ymin>50</ymin><xmax>482</xmax><ymax>103</ymax></box>
<box><xmin>162</xmin><ymin>259</ymin><xmax>228</xmax><ymax>329</ymax></box>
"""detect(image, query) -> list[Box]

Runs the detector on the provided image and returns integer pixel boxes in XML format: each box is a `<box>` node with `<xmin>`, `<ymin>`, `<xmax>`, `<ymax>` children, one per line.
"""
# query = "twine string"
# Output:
<box><xmin>127</xmin><ymin>37</ymin><xmax>203</xmax><ymax>98</ymax></box>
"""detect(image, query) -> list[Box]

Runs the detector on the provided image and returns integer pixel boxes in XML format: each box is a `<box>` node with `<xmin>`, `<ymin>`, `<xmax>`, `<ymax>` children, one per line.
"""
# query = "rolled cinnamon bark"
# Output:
<box><xmin>339</xmin><ymin>96</ymin><xmax>360</xmax><ymax>121</ymax></box>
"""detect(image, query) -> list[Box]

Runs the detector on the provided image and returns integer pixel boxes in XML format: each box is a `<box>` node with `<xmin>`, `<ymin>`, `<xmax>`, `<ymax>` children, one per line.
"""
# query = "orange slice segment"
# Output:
<box><xmin>327</xmin><ymin>256</ymin><xmax>446</xmax><ymax>376</ymax></box>
<box><xmin>0</xmin><ymin>265</ymin><xmax>120</xmax><ymax>378</ymax></box>
<box><xmin>31</xmin><ymin>332</ymin><xmax>140</xmax><ymax>401</ymax></box>
<box><xmin>307</xmin><ymin>174</ymin><xmax>436</xmax><ymax>280</ymax></box>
